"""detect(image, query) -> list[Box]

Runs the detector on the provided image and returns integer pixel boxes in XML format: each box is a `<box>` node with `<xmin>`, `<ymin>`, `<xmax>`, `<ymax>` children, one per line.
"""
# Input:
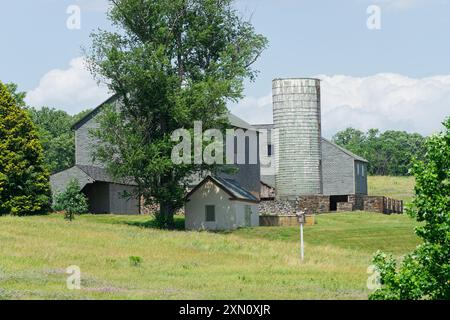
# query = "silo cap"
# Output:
<box><xmin>272</xmin><ymin>77</ymin><xmax>321</xmax><ymax>81</ymax></box>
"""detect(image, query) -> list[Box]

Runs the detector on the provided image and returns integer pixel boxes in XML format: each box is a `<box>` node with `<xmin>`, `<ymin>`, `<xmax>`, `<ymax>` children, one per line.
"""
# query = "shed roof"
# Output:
<box><xmin>186</xmin><ymin>175</ymin><xmax>259</xmax><ymax>203</ymax></box>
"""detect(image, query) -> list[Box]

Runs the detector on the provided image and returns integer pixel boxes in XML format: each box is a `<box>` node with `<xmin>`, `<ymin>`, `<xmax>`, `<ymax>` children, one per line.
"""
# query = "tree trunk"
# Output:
<box><xmin>158</xmin><ymin>202</ymin><xmax>175</xmax><ymax>229</ymax></box>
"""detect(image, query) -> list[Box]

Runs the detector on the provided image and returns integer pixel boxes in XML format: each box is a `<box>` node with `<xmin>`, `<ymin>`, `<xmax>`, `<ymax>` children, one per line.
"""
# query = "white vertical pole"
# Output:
<box><xmin>300</xmin><ymin>223</ymin><xmax>304</xmax><ymax>261</ymax></box>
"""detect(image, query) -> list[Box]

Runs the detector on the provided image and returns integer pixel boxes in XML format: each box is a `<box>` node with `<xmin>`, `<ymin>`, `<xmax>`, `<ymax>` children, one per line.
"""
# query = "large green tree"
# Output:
<box><xmin>0</xmin><ymin>81</ymin><xmax>51</xmax><ymax>216</ymax></box>
<box><xmin>370</xmin><ymin>117</ymin><xmax>450</xmax><ymax>300</ymax></box>
<box><xmin>87</xmin><ymin>0</ymin><xmax>267</xmax><ymax>228</ymax></box>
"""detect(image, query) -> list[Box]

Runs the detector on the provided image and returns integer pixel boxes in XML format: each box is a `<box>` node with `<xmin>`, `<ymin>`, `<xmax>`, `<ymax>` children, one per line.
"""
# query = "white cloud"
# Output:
<box><xmin>231</xmin><ymin>73</ymin><xmax>450</xmax><ymax>137</ymax></box>
<box><xmin>229</xmin><ymin>94</ymin><xmax>273</xmax><ymax>125</ymax></box>
<box><xmin>25</xmin><ymin>57</ymin><xmax>110</xmax><ymax>115</ymax></box>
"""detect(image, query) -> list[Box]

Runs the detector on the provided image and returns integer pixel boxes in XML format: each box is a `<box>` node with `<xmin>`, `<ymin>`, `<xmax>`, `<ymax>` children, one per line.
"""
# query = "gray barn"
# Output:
<box><xmin>50</xmin><ymin>95</ymin><xmax>261</xmax><ymax>214</ymax></box>
<box><xmin>254</xmin><ymin>124</ymin><xmax>368</xmax><ymax>197</ymax></box>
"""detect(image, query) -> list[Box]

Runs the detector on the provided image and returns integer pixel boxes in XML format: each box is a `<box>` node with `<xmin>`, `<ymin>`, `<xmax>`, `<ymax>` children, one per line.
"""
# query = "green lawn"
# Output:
<box><xmin>368</xmin><ymin>176</ymin><xmax>415</xmax><ymax>203</ymax></box>
<box><xmin>0</xmin><ymin>212</ymin><xmax>421</xmax><ymax>300</ymax></box>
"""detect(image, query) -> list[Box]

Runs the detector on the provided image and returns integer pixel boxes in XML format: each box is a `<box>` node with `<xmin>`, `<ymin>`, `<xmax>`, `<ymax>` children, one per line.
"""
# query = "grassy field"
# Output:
<box><xmin>0</xmin><ymin>212</ymin><xmax>421</xmax><ymax>300</ymax></box>
<box><xmin>368</xmin><ymin>176</ymin><xmax>415</xmax><ymax>203</ymax></box>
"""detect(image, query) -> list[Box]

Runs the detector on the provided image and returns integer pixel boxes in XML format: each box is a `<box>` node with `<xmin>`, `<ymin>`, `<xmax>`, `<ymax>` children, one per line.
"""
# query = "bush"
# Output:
<box><xmin>0</xmin><ymin>81</ymin><xmax>51</xmax><ymax>216</ymax></box>
<box><xmin>53</xmin><ymin>179</ymin><xmax>89</xmax><ymax>221</ymax></box>
<box><xmin>370</xmin><ymin>117</ymin><xmax>450</xmax><ymax>300</ymax></box>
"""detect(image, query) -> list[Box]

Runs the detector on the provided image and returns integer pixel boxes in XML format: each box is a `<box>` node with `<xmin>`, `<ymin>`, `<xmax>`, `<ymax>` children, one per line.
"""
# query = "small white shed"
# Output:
<box><xmin>185</xmin><ymin>176</ymin><xmax>260</xmax><ymax>231</ymax></box>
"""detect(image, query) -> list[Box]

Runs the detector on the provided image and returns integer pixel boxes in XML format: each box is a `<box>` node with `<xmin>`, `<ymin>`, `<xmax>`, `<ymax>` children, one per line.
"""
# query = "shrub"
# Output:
<box><xmin>0</xmin><ymin>81</ymin><xmax>51</xmax><ymax>216</ymax></box>
<box><xmin>53</xmin><ymin>179</ymin><xmax>89</xmax><ymax>221</ymax></box>
<box><xmin>370</xmin><ymin>117</ymin><xmax>450</xmax><ymax>300</ymax></box>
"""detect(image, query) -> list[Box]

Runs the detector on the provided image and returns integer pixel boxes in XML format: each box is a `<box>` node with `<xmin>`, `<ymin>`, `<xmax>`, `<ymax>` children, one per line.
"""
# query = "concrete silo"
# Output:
<box><xmin>273</xmin><ymin>78</ymin><xmax>323</xmax><ymax>199</ymax></box>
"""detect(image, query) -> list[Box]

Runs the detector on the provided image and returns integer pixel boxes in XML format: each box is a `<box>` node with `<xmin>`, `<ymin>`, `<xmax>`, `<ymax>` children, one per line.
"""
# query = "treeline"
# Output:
<box><xmin>6</xmin><ymin>83</ymin><xmax>90</xmax><ymax>174</ymax></box>
<box><xmin>332</xmin><ymin>128</ymin><xmax>426</xmax><ymax>176</ymax></box>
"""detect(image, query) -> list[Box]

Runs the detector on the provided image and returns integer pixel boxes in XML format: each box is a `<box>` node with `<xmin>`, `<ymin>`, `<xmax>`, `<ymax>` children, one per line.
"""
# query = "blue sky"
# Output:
<box><xmin>1</xmin><ymin>0</ymin><xmax>449</xmax><ymax>136</ymax></box>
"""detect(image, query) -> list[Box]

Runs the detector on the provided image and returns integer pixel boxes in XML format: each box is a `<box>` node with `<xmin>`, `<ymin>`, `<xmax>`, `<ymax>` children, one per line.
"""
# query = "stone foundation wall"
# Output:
<box><xmin>363</xmin><ymin>196</ymin><xmax>403</xmax><ymax>214</ymax></box>
<box><xmin>363</xmin><ymin>196</ymin><xmax>384</xmax><ymax>213</ymax></box>
<box><xmin>141</xmin><ymin>197</ymin><xmax>184</xmax><ymax>215</ymax></box>
<box><xmin>260</xmin><ymin>214</ymin><xmax>315</xmax><ymax>227</ymax></box>
<box><xmin>297</xmin><ymin>195</ymin><xmax>330</xmax><ymax>214</ymax></box>
<box><xmin>337</xmin><ymin>202</ymin><xmax>353</xmax><ymax>212</ymax></box>
<box><xmin>348</xmin><ymin>194</ymin><xmax>365</xmax><ymax>210</ymax></box>
<box><xmin>259</xmin><ymin>194</ymin><xmax>403</xmax><ymax>216</ymax></box>
<box><xmin>259</xmin><ymin>200</ymin><xmax>297</xmax><ymax>215</ymax></box>
<box><xmin>259</xmin><ymin>196</ymin><xmax>330</xmax><ymax>215</ymax></box>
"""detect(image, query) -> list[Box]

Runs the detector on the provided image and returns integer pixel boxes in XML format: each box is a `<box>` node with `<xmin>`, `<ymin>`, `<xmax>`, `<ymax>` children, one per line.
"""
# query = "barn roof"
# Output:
<box><xmin>72</xmin><ymin>95</ymin><xmax>255</xmax><ymax>131</ymax></box>
<box><xmin>76</xmin><ymin>165</ymin><xmax>137</xmax><ymax>186</ymax></box>
<box><xmin>321</xmin><ymin>138</ymin><xmax>369</xmax><ymax>163</ymax></box>
<box><xmin>186</xmin><ymin>175</ymin><xmax>259</xmax><ymax>203</ymax></box>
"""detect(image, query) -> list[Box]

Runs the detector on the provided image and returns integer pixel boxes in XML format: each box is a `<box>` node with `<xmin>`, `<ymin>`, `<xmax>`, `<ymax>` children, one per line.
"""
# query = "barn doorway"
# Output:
<box><xmin>330</xmin><ymin>195</ymin><xmax>349</xmax><ymax>211</ymax></box>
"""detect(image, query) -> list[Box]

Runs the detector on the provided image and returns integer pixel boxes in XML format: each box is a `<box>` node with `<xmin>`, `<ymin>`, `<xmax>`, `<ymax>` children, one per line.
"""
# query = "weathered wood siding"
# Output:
<box><xmin>321</xmin><ymin>139</ymin><xmax>355</xmax><ymax>195</ymax></box>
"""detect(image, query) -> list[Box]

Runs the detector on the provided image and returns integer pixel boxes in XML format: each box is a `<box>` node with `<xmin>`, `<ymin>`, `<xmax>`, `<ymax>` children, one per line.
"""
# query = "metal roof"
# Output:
<box><xmin>72</xmin><ymin>95</ymin><xmax>255</xmax><ymax>131</ymax></box>
<box><xmin>321</xmin><ymin>138</ymin><xmax>369</xmax><ymax>163</ymax></box>
<box><xmin>186</xmin><ymin>175</ymin><xmax>259</xmax><ymax>203</ymax></box>
<box><xmin>76</xmin><ymin>165</ymin><xmax>137</xmax><ymax>186</ymax></box>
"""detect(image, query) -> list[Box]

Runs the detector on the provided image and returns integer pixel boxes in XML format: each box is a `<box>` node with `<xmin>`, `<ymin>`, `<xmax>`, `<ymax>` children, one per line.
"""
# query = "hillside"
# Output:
<box><xmin>368</xmin><ymin>176</ymin><xmax>415</xmax><ymax>203</ymax></box>
<box><xmin>0</xmin><ymin>212</ymin><xmax>420</xmax><ymax>300</ymax></box>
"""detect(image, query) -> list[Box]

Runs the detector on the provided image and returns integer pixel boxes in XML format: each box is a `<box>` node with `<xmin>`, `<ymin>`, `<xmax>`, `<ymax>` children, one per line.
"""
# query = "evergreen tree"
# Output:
<box><xmin>0</xmin><ymin>81</ymin><xmax>51</xmax><ymax>216</ymax></box>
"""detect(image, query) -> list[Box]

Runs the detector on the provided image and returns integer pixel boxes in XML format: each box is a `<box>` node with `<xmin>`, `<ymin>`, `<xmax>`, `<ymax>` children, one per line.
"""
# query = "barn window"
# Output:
<box><xmin>268</xmin><ymin>144</ymin><xmax>273</xmax><ymax>156</ymax></box>
<box><xmin>362</xmin><ymin>164</ymin><xmax>365</xmax><ymax>177</ymax></box>
<box><xmin>205</xmin><ymin>205</ymin><xmax>215</xmax><ymax>222</ymax></box>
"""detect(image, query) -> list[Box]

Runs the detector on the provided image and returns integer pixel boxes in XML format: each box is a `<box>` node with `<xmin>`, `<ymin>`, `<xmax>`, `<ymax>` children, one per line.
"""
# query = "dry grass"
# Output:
<box><xmin>0</xmin><ymin>212</ymin><xmax>420</xmax><ymax>300</ymax></box>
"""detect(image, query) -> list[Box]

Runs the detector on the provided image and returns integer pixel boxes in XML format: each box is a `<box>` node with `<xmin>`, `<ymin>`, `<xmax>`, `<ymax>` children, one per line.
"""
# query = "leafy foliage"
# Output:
<box><xmin>0</xmin><ymin>81</ymin><xmax>51</xmax><ymax>216</ymax></box>
<box><xmin>370</xmin><ymin>117</ymin><xmax>450</xmax><ymax>300</ymax></box>
<box><xmin>52</xmin><ymin>179</ymin><xmax>89</xmax><ymax>221</ymax></box>
<box><xmin>87</xmin><ymin>0</ymin><xmax>268</xmax><ymax>228</ymax></box>
<box><xmin>4</xmin><ymin>82</ymin><xmax>26</xmax><ymax>107</ymax></box>
<box><xmin>333</xmin><ymin>128</ymin><xmax>426</xmax><ymax>176</ymax></box>
<box><xmin>28</xmin><ymin>107</ymin><xmax>76</xmax><ymax>173</ymax></box>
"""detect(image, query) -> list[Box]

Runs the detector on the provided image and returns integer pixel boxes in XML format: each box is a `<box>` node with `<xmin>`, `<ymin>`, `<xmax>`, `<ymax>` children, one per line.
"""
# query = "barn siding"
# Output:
<box><xmin>109</xmin><ymin>183</ymin><xmax>140</xmax><ymax>215</ymax></box>
<box><xmin>75</xmin><ymin>116</ymin><xmax>103</xmax><ymax>167</ymax></box>
<box><xmin>321</xmin><ymin>139</ymin><xmax>355</xmax><ymax>195</ymax></box>
<box><xmin>219</xmin><ymin>132</ymin><xmax>261</xmax><ymax>198</ymax></box>
<box><xmin>354</xmin><ymin>161</ymin><xmax>368</xmax><ymax>195</ymax></box>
